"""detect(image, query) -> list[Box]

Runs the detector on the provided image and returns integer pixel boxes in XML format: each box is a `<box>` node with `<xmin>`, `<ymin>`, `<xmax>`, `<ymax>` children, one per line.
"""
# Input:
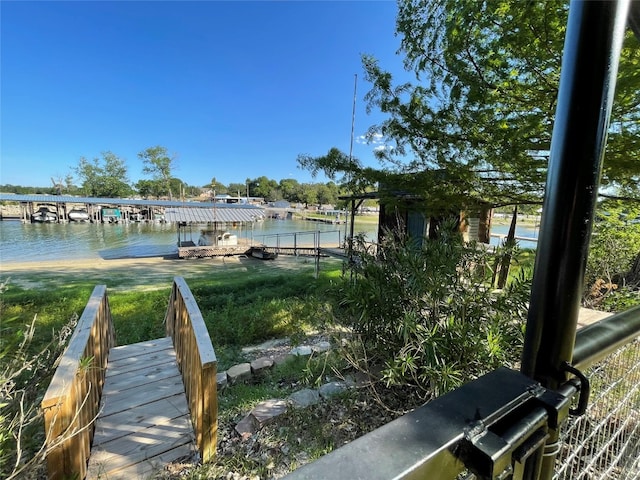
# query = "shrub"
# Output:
<box><xmin>0</xmin><ymin>280</ymin><xmax>76</xmax><ymax>479</ymax></box>
<box><xmin>584</xmin><ymin>201</ymin><xmax>640</xmax><ymax>310</ymax></box>
<box><xmin>330</xmin><ymin>226</ymin><xmax>531</xmax><ymax>398</ymax></box>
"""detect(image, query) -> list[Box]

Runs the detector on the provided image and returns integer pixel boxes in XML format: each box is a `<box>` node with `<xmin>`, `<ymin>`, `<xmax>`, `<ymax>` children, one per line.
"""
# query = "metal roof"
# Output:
<box><xmin>164</xmin><ymin>206</ymin><xmax>264</xmax><ymax>224</ymax></box>
<box><xmin>0</xmin><ymin>193</ymin><xmax>262</xmax><ymax>210</ymax></box>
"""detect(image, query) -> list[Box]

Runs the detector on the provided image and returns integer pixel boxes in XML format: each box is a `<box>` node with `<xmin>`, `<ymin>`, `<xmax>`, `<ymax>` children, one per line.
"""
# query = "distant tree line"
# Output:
<box><xmin>0</xmin><ymin>145</ymin><xmax>358</xmax><ymax>208</ymax></box>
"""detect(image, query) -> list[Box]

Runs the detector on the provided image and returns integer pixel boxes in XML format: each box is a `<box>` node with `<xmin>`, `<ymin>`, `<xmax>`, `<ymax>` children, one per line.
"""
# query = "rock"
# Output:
<box><xmin>217</xmin><ymin>371</ymin><xmax>228</xmax><ymax>390</ymax></box>
<box><xmin>311</xmin><ymin>341</ymin><xmax>331</xmax><ymax>353</ymax></box>
<box><xmin>288</xmin><ymin>389</ymin><xmax>320</xmax><ymax>408</ymax></box>
<box><xmin>250</xmin><ymin>357</ymin><xmax>274</xmax><ymax>374</ymax></box>
<box><xmin>227</xmin><ymin>363</ymin><xmax>252</xmax><ymax>384</ymax></box>
<box><xmin>235</xmin><ymin>414</ymin><xmax>259</xmax><ymax>437</ymax></box>
<box><xmin>251</xmin><ymin>399</ymin><xmax>290</xmax><ymax>426</ymax></box>
<box><xmin>319</xmin><ymin>381</ymin><xmax>348</xmax><ymax>399</ymax></box>
<box><xmin>290</xmin><ymin>345</ymin><xmax>312</xmax><ymax>357</ymax></box>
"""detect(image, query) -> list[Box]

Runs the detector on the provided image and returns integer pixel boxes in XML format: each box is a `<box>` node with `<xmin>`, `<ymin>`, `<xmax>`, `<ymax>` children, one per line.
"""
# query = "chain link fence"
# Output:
<box><xmin>555</xmin><ymin>339</ymin><xmax>640</xmax><ymax>479</ymax></box>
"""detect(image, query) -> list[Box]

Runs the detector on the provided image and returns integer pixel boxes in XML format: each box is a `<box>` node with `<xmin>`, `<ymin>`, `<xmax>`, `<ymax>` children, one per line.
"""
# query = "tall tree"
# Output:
<box><xmin>361</xmin><ymin>0</ymin><xmax>639</xmax><ymax>205</ymax></box>
<box><xmin>279</xmin><ymin>178</ymin><xmax>304</xmax><ymax>203</ymax></box>
<box><xmin>249</xmin><ymin>176</ymin><xmax>279</xmax><ymax>201</ymax></box>
<box><xmin>139</xmin><ymin>146</ymin><xmax>177</xmax><ymax>200</ymax></box>
<box><xmin>297</xmin><ymin>148</ymin><xmax>380</xmax><ymax>195</ymax></box>
<box><xmin>74</xmin><ymin>151</ymin><xmax>132</xmax><ymax>197</ymax></box>
<box><xmin>135</xmin><ymin>179</ymin><xmax>163</xmax><ymax>199</ymax></box>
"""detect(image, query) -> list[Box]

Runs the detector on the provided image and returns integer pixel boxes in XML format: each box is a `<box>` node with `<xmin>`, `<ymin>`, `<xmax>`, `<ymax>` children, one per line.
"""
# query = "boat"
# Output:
<box><xmin>68</xmin><ymin>208</ymin><xmax>90</xmax><ymax>222</ymax></box>
<box><xmin>101</xmin><ymin>208</ymin><xmax>121</xmax><ymax>223</ymax></box>
<box><xmin>31</xmin><ymin>206</ymin><xmax>58</xmax><ymax>223</ymax></box>
<box><xmin>250</xmin><ymin>246</ymin><xmax>278</xmax><ymax>260</ymax></box>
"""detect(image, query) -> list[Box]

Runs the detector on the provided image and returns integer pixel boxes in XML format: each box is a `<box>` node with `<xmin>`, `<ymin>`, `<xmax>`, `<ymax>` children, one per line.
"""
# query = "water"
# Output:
<box><xmin>0</xmin><ymin>219</ymin><xmax>538</xmax><ymax>265</ymax></box>
<box><xmin>0</xmin><ymin>219</ymin><xmax>376</xmax><ymax>264</ymax></box>
<box><xmin>490</xmin><ymin>224</ymin><xmax>539</xmax><ymax>250</ymax></box>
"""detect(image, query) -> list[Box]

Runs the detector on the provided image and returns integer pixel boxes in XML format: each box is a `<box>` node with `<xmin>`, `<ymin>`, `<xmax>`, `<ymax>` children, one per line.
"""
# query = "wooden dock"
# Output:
<box><xmin>42</xmin><ymin>279</ymin><xmax>218</xmax><ymax>480</ymax></box>
<box><xmin>87</xmin><ymin>337</ymin><xmax>195</xmax><ymax>479</ymax></box>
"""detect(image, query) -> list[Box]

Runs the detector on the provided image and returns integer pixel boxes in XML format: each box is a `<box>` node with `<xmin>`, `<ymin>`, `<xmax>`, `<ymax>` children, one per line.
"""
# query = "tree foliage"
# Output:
<box><xmin>358</xmin><ymin>0</ymin><xmax>640</xmax><ymax>205</ymax></box>
<box><xmin>74</xmin><ymin>151</ymin><xmax>132</xmax><ymax>198</ymax></box>
<box><xmin>139</xmin><ymin>146</ymin><xmax>177</xmax><ymax>200</ymax></box>
<box><xmin>297</xmin><ymin>147</ymin><xmax>380</xmax><ymax>195</ymax></box>
<box><xmin>585</xmin><ymin>201</ymin><xmax>640</xmax><ymax>310</ymax></box>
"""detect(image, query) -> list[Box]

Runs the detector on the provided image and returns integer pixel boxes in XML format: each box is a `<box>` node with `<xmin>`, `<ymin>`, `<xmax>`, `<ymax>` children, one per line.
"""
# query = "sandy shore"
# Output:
<box><xmin>2</xmin><ymin>255</ymin><xmax>201</xmax><ymax>273</ymax></box>
<box><xmin>0</xmin><ymin>253</ymin><xmax>331</xmax><ymax>290</ymax></box>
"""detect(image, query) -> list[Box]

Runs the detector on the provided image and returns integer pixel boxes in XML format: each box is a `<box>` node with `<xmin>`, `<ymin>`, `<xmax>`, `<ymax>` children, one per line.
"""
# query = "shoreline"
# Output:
<box><xmin>1</xmin><ymin>255</ymin><xmax>177</xmax><ymax>273</ymax></box>
<box><xmin>0</xmin><ymin>253</ymin><xmax>340</xmax><ymax>291</ymax></box>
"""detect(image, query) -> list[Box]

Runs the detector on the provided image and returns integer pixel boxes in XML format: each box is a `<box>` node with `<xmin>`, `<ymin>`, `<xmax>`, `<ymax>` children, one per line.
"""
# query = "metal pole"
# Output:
<box><xmin>345</xmin><ymin>74</ymin><xmax>357</xmax><ymax>246</ymax></box>
<box><xmin>520</xmin><ymin>1</ymin><xmax>630</xmax><ymax>478</ymax></box>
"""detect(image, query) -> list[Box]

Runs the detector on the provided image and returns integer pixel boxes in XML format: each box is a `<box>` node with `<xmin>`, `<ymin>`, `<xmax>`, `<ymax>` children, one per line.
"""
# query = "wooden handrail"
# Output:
<box><xmin>165</xmin><ymin>276</ymin><xmax>218</xmax><ymax>462</ymax></box>
<box><xmin>41</xmin><ymin>285</ymin><xmax>115</xmax><ymax>480</ymax></box>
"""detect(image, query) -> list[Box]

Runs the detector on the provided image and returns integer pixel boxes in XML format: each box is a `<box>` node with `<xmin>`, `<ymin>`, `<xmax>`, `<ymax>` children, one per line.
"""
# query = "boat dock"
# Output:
<box><xmin>0</xmin><ymin>193</ymin><xmax>264</xmax><ymax>224</ymax></box>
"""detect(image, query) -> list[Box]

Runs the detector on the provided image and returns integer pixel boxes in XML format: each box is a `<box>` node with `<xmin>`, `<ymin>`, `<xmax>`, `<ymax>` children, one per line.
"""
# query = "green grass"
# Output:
<box><xmin>1</xmin><ymin>258</ymin><xmax>344</xmax><ymax>367</ymax></box>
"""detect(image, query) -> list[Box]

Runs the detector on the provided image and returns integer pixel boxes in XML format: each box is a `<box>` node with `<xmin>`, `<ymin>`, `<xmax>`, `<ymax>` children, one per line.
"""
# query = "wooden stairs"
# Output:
<box><xmin>41</xmin><ymin>278</ymin><xmax>217</xmax><ymax>480</ymax></box>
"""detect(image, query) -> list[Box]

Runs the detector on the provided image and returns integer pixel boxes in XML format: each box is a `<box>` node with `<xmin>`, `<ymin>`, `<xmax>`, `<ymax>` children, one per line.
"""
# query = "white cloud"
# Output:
<box><xmin>370</xmin><ymin>132</ymin><xmax>384</xmax><ymax>144</ymax></box>
<box><xmin>356</xmin><ymin>132</ymin><xmax>385</xmax><ymax>145</ymax></box>
<box><xmin>374</xmin><ymin>145</ymin><xmax>393</xmax><ymax>152</ymax></box>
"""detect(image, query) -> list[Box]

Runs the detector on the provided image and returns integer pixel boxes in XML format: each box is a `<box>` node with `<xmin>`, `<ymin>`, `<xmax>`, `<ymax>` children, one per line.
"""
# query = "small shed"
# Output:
<box><xmin>340</xmin><ymin>171</ymin><xmax>493</xmax><ymax>247</ymax></box>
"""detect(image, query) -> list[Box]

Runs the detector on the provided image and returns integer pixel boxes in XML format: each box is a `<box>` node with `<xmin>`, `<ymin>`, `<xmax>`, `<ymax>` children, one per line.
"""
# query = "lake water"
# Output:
<box><xmin>0</xmin><ymin>219</ymin><xmax>538</xmax><ymax>265</ymax></box>
<box><xmin>490</xmin><ymin>224</ymin><xmax>539</xmax><ymax>249</ymax></box>
<box><xmin>0</xmin><ymin>219</ymin><xmax>376</xmax><ymax>264</ymax></box>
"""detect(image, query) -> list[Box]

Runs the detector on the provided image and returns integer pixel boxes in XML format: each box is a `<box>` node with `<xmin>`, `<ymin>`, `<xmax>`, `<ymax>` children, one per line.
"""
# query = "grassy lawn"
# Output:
<box><xmin>1</xmin><ymin>256</ymin><xmax>344</xmax><ymax>368</ymax></box>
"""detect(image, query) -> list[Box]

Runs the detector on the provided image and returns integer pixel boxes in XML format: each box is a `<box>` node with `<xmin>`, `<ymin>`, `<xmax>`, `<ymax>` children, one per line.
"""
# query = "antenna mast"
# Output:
<box><xmin>345</xmin><ymin>74</ymin><xmax>357</xmax><ymax>246</ymax></box>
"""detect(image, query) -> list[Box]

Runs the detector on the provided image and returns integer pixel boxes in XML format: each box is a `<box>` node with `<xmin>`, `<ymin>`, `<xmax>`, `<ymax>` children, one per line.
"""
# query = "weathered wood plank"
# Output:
<box><xmin>105</xmin><ymin>346</ymin><xmax>177</xmax><ymax>378</ymax></box>
<box><xmin>166</xmin><ymin>277</ymin><xmax>219</xmax><ymax>462</ymax></box>
<box><xmin>87</xmin><ymin>416</ymin><xmax>194</xmax><ymax>479</ymax></box>
<box><xmin>92</xmin><ymin>394</ymin><xmax>189</xmax><ymax>446</ymax></box>
<box><xmin>42</xmin><ymin>285</ymin><xmax>109</xmax><ymax>408</ymax></box>
<box><xmin>577</xmin><ymin>307</ymin><xmax>613</xmax><ymax>329</ymax></box>
<box><xmin>172</xmin><ymin>277</ymin><xmax>217</xmax><ymax>367</ymax></box>
<box><xmin>100</xmin><ymin>374</ymin><xmax>184</xmax><ymax>417</ymax></box>
<box><xmin>107</xmin><ymin>337</ymin><xmax>173</xmax><ymax>362</ymax></box>
<box><xmin>97</xmin><ymin>442</ymin><xmax>195</xmax><ymax>480</ymax></box>
<box><xmin>102</xmin><ymin>360</ymin><xmax>180</xmax><ymax>395</ymax></box>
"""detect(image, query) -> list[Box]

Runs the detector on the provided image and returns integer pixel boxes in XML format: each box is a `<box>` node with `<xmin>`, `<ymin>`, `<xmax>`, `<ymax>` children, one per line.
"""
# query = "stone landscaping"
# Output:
<box><xmin>216</xmin><ymin>338</ymin><xmax>356</xmax><ymax>438</ymax></box>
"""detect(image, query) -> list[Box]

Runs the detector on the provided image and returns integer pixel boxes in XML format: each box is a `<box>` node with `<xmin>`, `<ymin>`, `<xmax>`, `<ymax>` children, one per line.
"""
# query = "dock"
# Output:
<box><xmin>41</xmin><ymin>279</ymin><xmax>217</xmax><ymax>480</ymax></box>
<box><xmin>87</xmin><ymin>338</ymin><xmax>195</xmax><ymax>479</ymax></box>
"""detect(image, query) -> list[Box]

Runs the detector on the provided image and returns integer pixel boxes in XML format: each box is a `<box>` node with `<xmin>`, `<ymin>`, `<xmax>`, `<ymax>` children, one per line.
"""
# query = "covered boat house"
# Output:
<box><xmin>164</xmin><ymin>205</ymin><xmax>265</xmax><ymax>258</ymax></box>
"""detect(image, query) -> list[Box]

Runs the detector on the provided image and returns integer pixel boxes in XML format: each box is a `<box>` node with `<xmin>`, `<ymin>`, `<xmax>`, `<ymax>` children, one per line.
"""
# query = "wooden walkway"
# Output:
<box><xmin>87</xmin><ymin>337</ymin><xmax>196</xmax><ymax>479</ymax></box>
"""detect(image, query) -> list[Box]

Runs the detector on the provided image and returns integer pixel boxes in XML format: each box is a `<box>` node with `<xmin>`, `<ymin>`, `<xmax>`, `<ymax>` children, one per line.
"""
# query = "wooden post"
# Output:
<box><xmin>166</xmin><ymin>277</ymin><xmax>218</xmax><ymax>462</ymax></box>
<box><xmin>42</xmin><ymin>285</ymin><xmax>114</xmax><ymax>480</ymax></box>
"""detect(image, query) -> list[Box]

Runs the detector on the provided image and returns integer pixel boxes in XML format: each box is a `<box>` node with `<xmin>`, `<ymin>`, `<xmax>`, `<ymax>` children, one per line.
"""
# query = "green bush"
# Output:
<box><xmin>0</xmin><ymin>281</ymin><xmax>76</xmax><ymax>480</ymax></box>
<box><xmin>584</xmin><ymin>201</ymin><xmax>640</xmax><ymax>310</ymax></box>
<box><xmin>330</xmin><ymin>226</ymin><xmax>530</xmax><ymax>397</ymax></box>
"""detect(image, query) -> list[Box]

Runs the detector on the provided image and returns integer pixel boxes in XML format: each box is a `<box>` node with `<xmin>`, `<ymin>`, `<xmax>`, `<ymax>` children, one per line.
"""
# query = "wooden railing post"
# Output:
<box><xmin>41</xmin><ymin>285</ymin><xmax>115</xmax><ymax>480</ymax></box>
<box><xmin>166</xmin><ymin>277</ymin><xmax>218</xmax><ymax>462</ymax></box>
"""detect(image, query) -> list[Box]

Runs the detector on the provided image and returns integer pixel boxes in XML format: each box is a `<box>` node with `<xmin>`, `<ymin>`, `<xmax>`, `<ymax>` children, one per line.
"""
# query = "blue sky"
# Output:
<box><xmin>1</xmin><ymin>1</ymin><xmax>409</xmax><ymax>189</ymax></box>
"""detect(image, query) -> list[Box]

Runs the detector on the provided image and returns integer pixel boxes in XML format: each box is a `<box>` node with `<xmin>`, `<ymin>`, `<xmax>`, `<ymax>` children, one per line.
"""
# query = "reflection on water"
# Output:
<box><xmin>0</xmin><ymin>219</ymin><xmax>377</xmax><ymax>264</ymax></box>
<box><xmin>0</xmin><ymin>218</ymin><xmax>537</xmax><ymax>265</ymax></box>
